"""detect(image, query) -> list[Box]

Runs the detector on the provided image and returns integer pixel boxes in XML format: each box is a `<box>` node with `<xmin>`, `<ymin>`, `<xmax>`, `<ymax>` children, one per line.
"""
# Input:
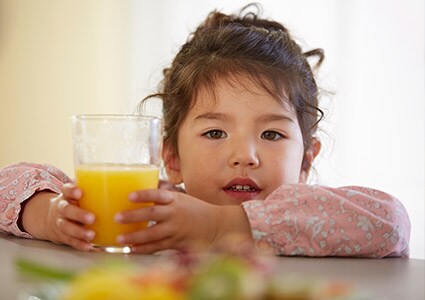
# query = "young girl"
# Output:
<box><xmin>0</xmin><ymin>5</ymin><xmax>410</xmax><ymax>257</ymax></box>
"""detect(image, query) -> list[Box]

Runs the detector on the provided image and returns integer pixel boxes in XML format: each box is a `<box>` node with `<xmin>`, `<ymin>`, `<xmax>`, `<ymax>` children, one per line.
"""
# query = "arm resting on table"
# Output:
<box><xmin>0</xmin><ymin>162</ymin><xmax>72</xmax><ymax>238</ymax></box>
<box><xmin>242</xmin><ymin>184</ymin><xmax>410</xmax><ymax>258</ymax></box>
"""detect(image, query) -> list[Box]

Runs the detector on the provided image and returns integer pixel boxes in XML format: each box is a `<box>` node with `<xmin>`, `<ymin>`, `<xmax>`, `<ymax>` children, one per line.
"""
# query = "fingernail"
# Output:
<box><xmin>116</xmin><ymin>235</ymin><xmax>125</xmax><ymax>244</ymax></box>
<box><xmin>74</xmin><ymin>189</ymin><xmax>82</xmax><ymax>198</ymax></box>
<box><xmin>129</xmin><ymin>192</ymin><xmax>137</xmax><ymax>201</ymax></box>
<box><xmin>85</xmin><ymin>243</ymin><xmax>94</xmax><ymax>251</ymax></box>
<box><xmin>114</xmin><ymin>213</ymin><xmax>123</xmax><ymax>223</ymax></box>
<box><xmin>164</xmin><ymin>192</ymin><xmax>174</xmax><ymax>203</ymax></box>
<box><xmin>85</xmin><ymin>213</ymin><xmax>95</xmax><ymax>224</ymax></box>
<box><xmin>57</xmin><ymin>200</ymin><xmax>68</xmax><ymax>212</ymax></box>
<box><xmin>85</xmin><ymin>230</ymin><xmax>95</xmax><ymax>241</ymax></box>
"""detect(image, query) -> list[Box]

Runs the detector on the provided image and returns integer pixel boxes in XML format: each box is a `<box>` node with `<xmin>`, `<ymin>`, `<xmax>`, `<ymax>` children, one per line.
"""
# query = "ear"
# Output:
<box><xmin>162</xmin><ymin>144</ymin><xmax>183</xmax><ymax>185</ymax></box>
<box><xmin>299</xmin><ymin>138</ymin><xmax>321</xmax><ymax>183</ymax></box>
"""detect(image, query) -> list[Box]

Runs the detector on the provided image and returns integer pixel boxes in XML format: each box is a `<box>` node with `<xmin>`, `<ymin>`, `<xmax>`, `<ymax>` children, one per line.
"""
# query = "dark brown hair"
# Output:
<box><xmin>142</xmin><ymin>3</ymin><xmax>324</xmax><ymax>172</ymax></box>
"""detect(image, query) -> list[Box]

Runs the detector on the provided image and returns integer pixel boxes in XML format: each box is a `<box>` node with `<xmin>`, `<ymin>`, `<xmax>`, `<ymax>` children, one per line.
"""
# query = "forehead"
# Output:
<box><xmin>190</xmin><ymin>74</ymin><xmax>296</xmax><ymax>115</ymax></box>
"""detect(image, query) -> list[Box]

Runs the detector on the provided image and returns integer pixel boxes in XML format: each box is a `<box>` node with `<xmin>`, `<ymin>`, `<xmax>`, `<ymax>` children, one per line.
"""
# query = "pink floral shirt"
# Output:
<box><xmin>0</xmin><ymin>163</ymin><xmax>410</xmax><ymax>257</ymax></box>
<box><xmin>0</xmin><ymin>163</ymin><xmax>73</xmax><ymax>238</ymax></box>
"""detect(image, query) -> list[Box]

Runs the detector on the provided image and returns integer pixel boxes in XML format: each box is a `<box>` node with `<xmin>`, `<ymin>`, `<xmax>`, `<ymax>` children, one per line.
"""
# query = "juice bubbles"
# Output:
<box><xmin>75</xmin><ymin>164</ymin><xmax>159</xmax><ymax>248</ymax></box>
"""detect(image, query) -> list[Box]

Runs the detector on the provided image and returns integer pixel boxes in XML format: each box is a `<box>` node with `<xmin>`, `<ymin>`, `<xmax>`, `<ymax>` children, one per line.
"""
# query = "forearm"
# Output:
<box><xmin>216</xmin><ymin>205</ymin><xmax>254</xmax><ymax>250</ymax></box>
<box><xmin>21</xmin><ymin>191</ymin><xmax>58</xmax><ymax>240</ymax></box>
<box><xmin>0</xmin><ymin>162</ymin><xmax>72</xmax><ymax>237</ymax></box>
<box><xmin>242</xmin><ymin>184</ymin><xmax>411</xmax><ymax>258</ymax></box>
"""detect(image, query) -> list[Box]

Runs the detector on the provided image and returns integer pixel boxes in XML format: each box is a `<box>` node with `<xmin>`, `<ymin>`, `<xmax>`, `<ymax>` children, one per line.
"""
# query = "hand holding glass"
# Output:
<box><xmin>72</xmin><ymin>115</ymin><xmax>162</xmax><ymax>253</ymax></box>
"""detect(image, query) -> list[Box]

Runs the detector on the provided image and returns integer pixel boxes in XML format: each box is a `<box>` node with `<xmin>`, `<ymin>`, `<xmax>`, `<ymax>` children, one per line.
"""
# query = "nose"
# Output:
<box><xmin>228</xmin><ymin>141</ymin><xmax>260</xmax><ymax>169</ymax></box>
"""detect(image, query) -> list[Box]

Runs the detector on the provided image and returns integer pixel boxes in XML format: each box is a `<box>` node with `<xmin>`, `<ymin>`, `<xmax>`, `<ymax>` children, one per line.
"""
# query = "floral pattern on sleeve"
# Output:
<box><xmin>242</xmin><ymin>184</ymin><xmax>410</xmax><ymax>258</ymax></box>
<box><xmin>0</xmin><ymin>162</ymin><xmax>73</xmax><ymax>238</ymax></box>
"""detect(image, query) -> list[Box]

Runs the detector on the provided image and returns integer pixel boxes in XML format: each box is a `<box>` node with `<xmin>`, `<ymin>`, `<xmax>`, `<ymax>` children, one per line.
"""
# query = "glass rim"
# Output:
<box><xmin>71</xmin><ymin>114</ymin><xmax>162</xmax><ymax>122</ymax></box>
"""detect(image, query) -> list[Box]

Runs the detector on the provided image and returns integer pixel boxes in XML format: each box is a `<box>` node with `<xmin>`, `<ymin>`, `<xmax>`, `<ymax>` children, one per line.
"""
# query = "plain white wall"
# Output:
<box><xmin>129</xmin><ymin>0</ymin><xmax>424</xmax><ymax>258</ymax></box>
<box><xmin>1</xmin><ymin>0</ymin><xmax>423</xmax><ymax>258</ymax></box>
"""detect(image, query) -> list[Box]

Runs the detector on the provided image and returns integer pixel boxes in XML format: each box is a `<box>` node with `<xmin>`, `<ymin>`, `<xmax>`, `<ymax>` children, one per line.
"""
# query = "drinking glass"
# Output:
<box><xmin>72</xmin><ymin>114</ymin><xmax>162</xmax><ymax>253</ymax></box>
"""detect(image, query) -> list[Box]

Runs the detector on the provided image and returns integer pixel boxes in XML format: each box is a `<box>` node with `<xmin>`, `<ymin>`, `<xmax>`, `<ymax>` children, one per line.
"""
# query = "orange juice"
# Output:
<box><xmin>75</xmin><ymin>164</ymin><xmax>159</xmax><ymax>247</ymax></box>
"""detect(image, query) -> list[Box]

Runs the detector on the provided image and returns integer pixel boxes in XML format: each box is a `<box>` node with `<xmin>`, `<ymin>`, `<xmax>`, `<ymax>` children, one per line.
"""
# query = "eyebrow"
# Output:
<box><xmin>194</xmin><ymin>112</ymin><xmax>230</xmax><ymax>121</ymax></box>
<box><xmin>194</xmin><ymin>112</ymin><xmax>295</xmax><ymax>123</ymax></box>
<box><xmin>258</xmin><ymin>113</ymin><xmax>295</xmax><ymax>123</ymax></box>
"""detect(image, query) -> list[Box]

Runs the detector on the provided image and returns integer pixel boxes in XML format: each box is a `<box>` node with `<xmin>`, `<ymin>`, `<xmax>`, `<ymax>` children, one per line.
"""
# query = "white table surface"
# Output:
<box><xmin>1</xmin><ymin>233</ymin><xmax>424</xmax><ymax>299</ymax></box>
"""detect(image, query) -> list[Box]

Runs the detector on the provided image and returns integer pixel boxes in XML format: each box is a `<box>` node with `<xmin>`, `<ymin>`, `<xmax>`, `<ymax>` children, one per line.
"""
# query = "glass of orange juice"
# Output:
<box><xmin>71</xmin><ymin>114</ymin><xmax>162</xmax><ymax>253</ymax></box>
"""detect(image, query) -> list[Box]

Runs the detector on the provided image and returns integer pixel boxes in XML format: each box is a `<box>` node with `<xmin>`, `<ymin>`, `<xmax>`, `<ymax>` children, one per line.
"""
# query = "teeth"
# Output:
<box><xmin>229</xmin><ymin>185</ymin><xmax>256</xmax><ymax>192</ymax></box>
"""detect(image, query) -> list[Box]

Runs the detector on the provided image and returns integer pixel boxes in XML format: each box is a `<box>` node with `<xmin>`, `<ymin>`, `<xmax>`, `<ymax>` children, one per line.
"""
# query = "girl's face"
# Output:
<box><xmin>164</xmin><ymin>76</ymin><xmax>315</xmax><ymax>205</ymax></box>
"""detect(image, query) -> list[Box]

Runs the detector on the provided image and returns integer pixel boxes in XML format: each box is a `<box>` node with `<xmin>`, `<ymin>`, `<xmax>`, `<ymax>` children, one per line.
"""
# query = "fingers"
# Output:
<box><xmin>67</xmin><ymin>239</ymin><xmax>93</xmax><ymax>252</ymax></box>
<box><xmin>129</xmin><ymin>189</ymin><xmax>174</xmax><ymax>205</ymax></box>
<box><xmin>49</xmin><ymin>194</ymin><xmax>95</xmax><ymax>252</ymax></box>
<box><xmin>55</xmin><ymin>218</ymin><xmax>95</xmax><ymax>251</ymax></box>
<box><xmin>158</xmin><ymin>180</ymin><xmax>186</xmax><ymax>193</ymax></box>
<box><xmin>57</xmin><ymin>188</ymin><xmax>180</xmax><ymax>253</ymax></box>
<box><xmin>57</xmin><ymin>199</ymin><xmax>95</xmax><ymax>225</ymax></box>
<box><xmin>116</xmin><ymin>189</ymin><xmax>185</xmax><ymax>253</ymax></box>
<box><xmin>158</xmin><ymin>180</ymin><xmax>175</xmax><ymax>190</ymax></box>
<box><xmin>131</xmin><ymin>240</ymin><xmax>171</xmax><ymax>254</ymax></box>
<box><xmin>115</xmin><ymin>204</ymin><xmax>171</xmax><ymax>224</ymax></box>
<box><xmin>117</xmin><ymin>223</ymin><xmax>174</xmax><ymax>250</ymax></box>
<box><xmin>62</xmin><ymin>183</ymin><xmax>82</xmax><ymax>204</ymax></box>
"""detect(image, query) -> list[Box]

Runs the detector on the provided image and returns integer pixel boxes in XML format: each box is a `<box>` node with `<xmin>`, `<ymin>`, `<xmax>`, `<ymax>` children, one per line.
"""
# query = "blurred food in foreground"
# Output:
<box><xmin>16</xmin><ymin>253</ymin><xmax>373</xmax><ymax>300</ymax></box>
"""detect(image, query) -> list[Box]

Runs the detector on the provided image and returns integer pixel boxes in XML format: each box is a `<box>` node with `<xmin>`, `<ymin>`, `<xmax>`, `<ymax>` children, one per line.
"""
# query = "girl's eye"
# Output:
<box><xmin>261</xmin><ymin>131</ymin><xmax>284</xmax><ymax>141</ymax></box>
<box><xmin>203</xmin><ymin>130</ymin><xmax>227</xmax><ymax>139</ymax></box>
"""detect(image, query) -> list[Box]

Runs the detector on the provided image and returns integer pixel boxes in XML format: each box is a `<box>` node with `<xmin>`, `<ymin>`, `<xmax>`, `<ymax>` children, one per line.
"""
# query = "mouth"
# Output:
<box><xmin>226</xmin><ymin>184</ymin><xmax>259</xmax><ymax>192</ymax></box>
<box><xmin>223</xmin><ymin>178</ymin><xmax>261</xmax><ymax>202</ymax></box>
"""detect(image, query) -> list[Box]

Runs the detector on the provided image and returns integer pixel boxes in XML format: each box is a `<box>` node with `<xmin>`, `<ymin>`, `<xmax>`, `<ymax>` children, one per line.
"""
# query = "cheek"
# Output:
<box><xmin>178</xmin><ymin>146</ymin><xmax>219</xmax><ymax>181</ymax></box>
<box><xmin>266</xmin><ymin>145</ymin><xmax>304</xmax><ymax>184</ymax></box>
<box><xmin>180</xmin><ymin>165</ymin><xmax>214</xmax><ymax>202</ymax></box>
<box><xmin>270</xmin><ymin>161</ymin><xmax>301</xmax><ymax>185</ymax></box>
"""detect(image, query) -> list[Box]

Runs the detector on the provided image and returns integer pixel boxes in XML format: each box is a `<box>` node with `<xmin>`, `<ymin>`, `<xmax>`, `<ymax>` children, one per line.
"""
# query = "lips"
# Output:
<box><xmin>223</xmin><ymin>177</ymin><xmax>261</xmax><ymax>202</ymax></box>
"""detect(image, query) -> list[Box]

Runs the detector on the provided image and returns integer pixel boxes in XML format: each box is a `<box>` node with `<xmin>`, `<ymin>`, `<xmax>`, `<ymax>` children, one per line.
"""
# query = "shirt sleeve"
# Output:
<box><xmin>241</xmin><ymin>184</ymin><xmax>411</xmax><ymax>258</ymax></box>
<box><xmin>0</xmin><ymin>162</ymin><xmax>73</xmax><ymax>238</ymax></box>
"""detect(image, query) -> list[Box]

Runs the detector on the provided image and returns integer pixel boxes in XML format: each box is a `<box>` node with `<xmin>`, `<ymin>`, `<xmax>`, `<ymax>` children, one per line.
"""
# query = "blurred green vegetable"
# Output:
<box><xmin>16</xmin><ymin>258</ymin><xmax>76</xmax><ymax>281</ymax></box>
